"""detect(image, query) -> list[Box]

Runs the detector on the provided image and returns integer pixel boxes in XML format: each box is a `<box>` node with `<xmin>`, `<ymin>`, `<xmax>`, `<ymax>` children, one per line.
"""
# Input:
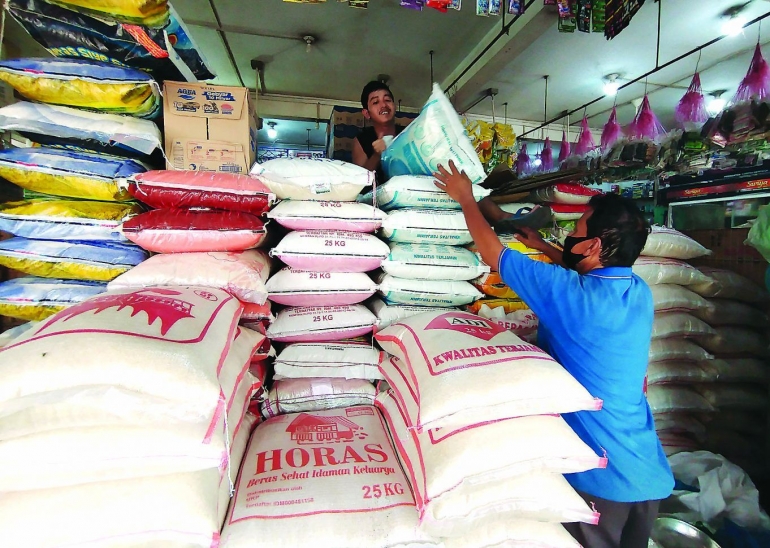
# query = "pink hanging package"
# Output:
<box><xmin>540</xmin><ymin>136</ymin><xmax>554</xmax><ymax>171</ymax></box>
<box><xmin>600</xmin><ymin>106</ymin><xmax>622</xmax><ymax>151</ymax></box>
<box><xmin>733</xmin><ymin>43</ymin><xmax>770</xmax><ymax>104</ymax></box>
<box><xmin>675</xmin><ymin>73</ymin><xmax>708</xmax><ymax>129</ymax></box>
<box><xmin>558</xmin><ymin>130</ymin><xmax>571</xmax><ymax>163</ymax></box>
<box><xmin>517</xmin><ymin>143</ymin><xmax>533</xmax><ymax>176</ymax></box>
<box><xmin>574</xmin><ymin>116</ymin><xmax>596</xmax><ymax>156</ymax></box>
<box><xmin>628</xmin><ymin>95</ymin><xmax>666</xmax><ymax>141</ymax></box>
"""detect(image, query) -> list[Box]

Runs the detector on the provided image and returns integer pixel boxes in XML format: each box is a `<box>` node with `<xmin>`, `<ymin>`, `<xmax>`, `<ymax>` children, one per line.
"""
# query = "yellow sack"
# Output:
<box><xmin>467</xmin><ymin>298</ymin><xmax>530</xmax><ymax>315</ymax></box>
<box><xmin>0</xmin><ymin>277</ymin><xmax>107</xmax><ymax>321</ymax></box>
<box><xmin>467</xmin><ymin>235</ymin><xmax>553</xmax><ymax>265</ymax></box>
<box><xmin>472</xmin><ymin>271</ymin><xmax>520</xmax><ymax>299</ymax></box>
<box><xmin>49</xmin><ymin>0</ymin><xmax>170</xmax><ymax>26</ymax></box>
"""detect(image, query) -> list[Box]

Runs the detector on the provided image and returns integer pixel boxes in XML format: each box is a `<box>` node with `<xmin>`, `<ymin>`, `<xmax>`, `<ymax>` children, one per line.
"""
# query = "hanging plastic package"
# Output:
<box><xmin>7</xmin><ymin>0</ymin><xmax>214</xmax><ymax>83</ymax></box>
<box><xmin>573</xmin><ymin>116</ymin><xmax>596</xmax><ymax>156</ymax></box>
<box><xmin>0</xmin><ymin>148</ymin><xmax>144</xmax><ymax>201</ymax></box>
<box><xmin>45</xmin><ymin>0</ymin><xmax>170</xmax><ymax>27</ymax></box>
<box><xmin>381</xmin><ymin>83</ymin><xmax>485</xmax><ymax>184</ymax></box>
<box><xmin>0</xmin><ymin>276</ymin><xmax>107</xmax><ymax>321</ymax></box>
<box><xmin>0</xmin><ymin>199</ymin><xmax>141</xmax><ymax>241</ymax></box>
<box><xmin>0</xmin><ymin>102</ymin><xmax>161</xmax><ymax>160</ymax></box>
<box><xmin>600</xmin><ymin>106</ymin><xmax>622</xmax><ymax>151</ymax></box>
<box><xmin>0</xmin><ymin>238</ymin><xmax>148</xmax><ymax>281</ymax></box>
<box><xmin>675</xmin><ymin>73</ymin><xmax>709</xmax><ymax>130</ymax></box>
<box><xmin>733</xmin><ymin>43</ymin><xmax>770</xmax><ymax>104</ymax></box>
<box><xmin>0</xmin><ymin>58</ymin><xmax>161</xmax><ymax>118</ymax></box>
<box><xmin>745</xmin><ymin>205</ymin><xmax>770</xmax><ymax>262</ymax></box>
<box><xmin>627</xmin><ymin>95</ymin><xmax>666</xmax><ymax>141</ymax></box>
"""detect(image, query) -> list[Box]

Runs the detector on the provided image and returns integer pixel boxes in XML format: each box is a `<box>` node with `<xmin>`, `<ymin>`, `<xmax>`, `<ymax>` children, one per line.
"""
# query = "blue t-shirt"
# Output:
<box><xmin>498</xmin><ymin>248</ymin><xmax>674</xmax><ymax>503</ymax></box>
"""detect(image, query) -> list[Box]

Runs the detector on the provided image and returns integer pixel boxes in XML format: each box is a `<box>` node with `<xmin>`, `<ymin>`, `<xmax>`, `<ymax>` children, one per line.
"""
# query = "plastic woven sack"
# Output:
<box><xmin>0</xmin><ymin>148</ymin><xmax>144</xmax><ymax>201</ymax></box>
<box><xmin>0</xmin><ymin>276</ymin><xmax>106</xmax><ymax>321</ymax></box>
<box><xmin>0</xmin><ymin>238</ymin><xmax>147</xmax><ymax>281</ymax></box>
<box><xmin>0</xmin><ymin>58</ymin><xmax>161</xmax><ymax>118</ymax></box>
<box><xmin>381</xmin><ymin>84</ymin><xmax>485</xmax><ymax>184</ymax></box>
<box><xmin>46</xmin><ymin>0</ymin><xmax>170</xmax><ymax>27</ymax></box>
<box><xmin>0</xmin><ymin>199</ymin><xmax>141</xmax><ymax>241</ymax></box>
<box><xmin>675</xmin><ymin>73</ymin><xmax>709</xmax><ymax>130</ymax></box>
<box><xmin>0</xmin><ymin>102</ymin><xmax>161</xmax><ymax>159</ymax></box>
<box><xmin>359</xmin><ymin>174</ymin><xmax>489</xmax><ymax>211</ymax></box>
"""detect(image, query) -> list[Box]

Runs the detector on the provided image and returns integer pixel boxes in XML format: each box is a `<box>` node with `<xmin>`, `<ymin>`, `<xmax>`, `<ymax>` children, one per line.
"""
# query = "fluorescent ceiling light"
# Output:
<box><xmin>603</xmin><ymin>74</ymin><xmax>620</xmax><ymax>96</ymax></box>
<box><xmin>707</xmin><ymin>96</ymin><xmax>727</xmax><ymax>116</ymax></box>
<box><xmin>721</xmin><ymin>15</ymin><xmax>746</xmax><ymax>37</ymax></box>
<box><xmin>267</xmin><ymin>122</ymin><xmax>278</xmax><ymax>140</ymax></box>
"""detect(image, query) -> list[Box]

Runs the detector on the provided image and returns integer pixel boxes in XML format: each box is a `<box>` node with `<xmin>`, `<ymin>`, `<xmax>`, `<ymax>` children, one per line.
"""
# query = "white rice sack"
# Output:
<box><xmin>441</xmin><ymin>519</ymin><xmax>580</xmax><ymax>548</ymax></box>
<box><xmin>381</xmin><ymin>209</ymin><xmax>472</xmax><ymax>245</ymax></box>
<box><xmin>265</xmin><ymin>267</ymin><xmax>377</xmax><ymax>307</ymax></box>
<box><xmin>651</xmin><ymin>284</ymin><xmax>712</xmax><ymax>313</ymax></box>
<box><xmin>694</xmin><ymin>299</ymin><xmax>770</xmax><ymax>328</ymax></box>
<box><xmin>690</xmin><ymin>267</ymin><xmax>770</xmax><ymax>304</ymax></box>
<box><xmin>709</xmin><ymin>358</ymin><xmax>769</xmax><ymax>383</ymax></box>
<box><xmin>641</xmin><ymin>226</ymin><xmax>711</xmax><ymax>259</ymax></box>
<box><xmin>654</xmin><ymin>413</ymin><xmax>707</xmax><ymax>441</ymax></box>
<box><xmin>696</xmin><ymin>384</ymin><xmax>769</xmax><ymax>410</ymax></box>
<box><xmin>270</xmin><ymin>230</ymin><xmax>390</xmax><ymax>273</ymax></box>
<box><xmin>651</xmin><ymin>312</ymin><xmax>716</xmax><ymax>339</ymax></box>
<box><xmin>377</xmin><ymin>274</ymin><xmax>482</xmax><ymax>307</ymax></box>
<box><xmin>375</xmin><ymin>311</ymin><xmax>600</xmax><ymax>431</ymax></box>
<box><xmin>108</xmin><ymin>250</ymin><xmax>270</xmax><ymax>305</ymax></box>
<box><xmin>261</xmin><ymin>377</ymin><xmax>376</xmax><ymax>417</ymax></box>
<box><xmin>381</xmin><ymin>243</ymin><xmax>489</xmax><ymax>281</ymax></box>
<box><xmin>633</xmin><ymin>257</ymin><xmax>715</xmax><ymax>287</ymax></box>
<box><xmin>267</xmin><ymin>304</ymin><xmax>376</xmax><ymax>343</ymax></box>
<box><xmin>377</xmin><ymin>391</ymin><xmax>604</xmax><ymax>527</ymax></box>
<box><xmin>266</xmin><ymin>200</ymin><xmax>386</xmax><ymax>233</ymax></box>
<box><xmin>696</xmin><ymin>326</ymin><xmax>770</xmax><ymax>358</ymax></box>
<box><xmin>475</xmin><ymin>303</ymin><xmax>539</xmax><ymax>342</ymax></box>
<box><xmin>649</xmin><ymin>339</ymin><xmax>713</xmax><ymax>362</ymax></box>
<box><xmin>646</xmin><ymin>385</ymin><xmax>715</xmax><ymax>414</ymax></box>
<box><xmin>646</xmin><ymin>361</ymin><xmax>718</xmax><ymax>385</ymax></box>
<box><xmin>273</xmin><ymin>341</ymin><xmax>385</xmax><ymax>381</ymax></box>
<box><xmin>220</xmin><ymin>406</ymin><xmax>439</xmax><ymax>548</ymax></box>
<box><xmin>659</xmin><ymin>432</ymin><xmax>700</xmax><ymax>457</ymax></box>
<box><xmin>368</xmin><ymin>298</ymin><xmax>457</xmax><ymax>331</ymax></box>
<box><xmin>250</xmin><ymin>158</ymin><xmax>373</xmax><ymax>201</ymax></box>
<box><xmin>361</xmin><ymin>174</ymin><xmax>490</xmax><ymax>211</ymax></box>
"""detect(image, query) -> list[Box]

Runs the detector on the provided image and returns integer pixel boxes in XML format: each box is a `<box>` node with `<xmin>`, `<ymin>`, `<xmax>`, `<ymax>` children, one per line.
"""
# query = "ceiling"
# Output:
<box><xmin>473</xmin><ymin>0</ymin><xmax>770</xmax><ymax>131</ymax></box>
<box><xmin>258</xmin><ymin>118</ymin><xmax>327</xmax><ymax>148</ymax></box>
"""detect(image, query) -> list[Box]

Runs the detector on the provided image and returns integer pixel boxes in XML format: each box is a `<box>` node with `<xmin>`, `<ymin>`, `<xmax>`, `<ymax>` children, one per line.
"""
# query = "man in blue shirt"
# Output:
<box><xmin>434</xmin><ymin>160</ymin><xmax>674</xmax><ymax>548</ymax></box>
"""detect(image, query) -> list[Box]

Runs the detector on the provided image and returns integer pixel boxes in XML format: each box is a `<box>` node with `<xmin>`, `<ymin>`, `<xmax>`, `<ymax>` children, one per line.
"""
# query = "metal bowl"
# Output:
<box><xmin>651</xmin><ymin>517</ymin><xmax>722</xmax><ymax>548</ymax></box>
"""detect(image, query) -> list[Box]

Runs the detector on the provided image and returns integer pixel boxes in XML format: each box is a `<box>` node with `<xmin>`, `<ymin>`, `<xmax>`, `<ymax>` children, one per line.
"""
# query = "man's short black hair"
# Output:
<box><xmin>361</xmin><ymin>81</ymin><xmax>393</xmax><ymax>109</ymax></box>
<box><xmin>585</xmin><ymin>193</ymin><xmax>650</xmax><ymax>267</ymax></box>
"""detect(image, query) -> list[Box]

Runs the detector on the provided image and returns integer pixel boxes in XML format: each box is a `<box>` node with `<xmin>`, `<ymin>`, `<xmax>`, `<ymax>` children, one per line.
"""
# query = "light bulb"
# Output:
<box><xmin>721</xmin><ymin>16</ymin><xmax>746</xmax><ymax>37</ymax></box>
<box><xmin>707</xmin><ymin>97</ymin><xmax>727</xmax><ymax>116</ymax></box>
<box><xmin>603</xmin><ymin>80</ymin><xmax>620</xmax><ymax>96</ymax></box>
<box><xmin>533</xmin><ymin>158</ymin><xmax>542</xmax><ymax>167</ymax></box>
<box><xmin>267</xmin><ymin>128</ymin><xmax>278</xmax><ymax>140</ymax></box>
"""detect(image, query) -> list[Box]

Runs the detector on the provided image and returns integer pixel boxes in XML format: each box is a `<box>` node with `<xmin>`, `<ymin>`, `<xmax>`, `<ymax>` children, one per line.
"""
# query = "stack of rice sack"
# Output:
<box><xmin>0</xmin><ymin>285</ymin><xmax>268</xmax><ymax>546</ymax></box>
<box><xmin>253</xmin><ymin>158</ymin><xmax>389</xmax><ymax>417</ymax></box>
<box><xmin>685</xmin><ymin>267</ymin><xmax>770</xmax><ymax>477</ymax></box>
<box><xmin>633</xmin><ymin>227</ymin><xmax>719</xmax><ymax>456</ymax></box>
<box><xmin>374</xmin><ymin>309</ymin><xmax>606</xmax><ymax>548</ymax></box>
<box><xmin>0</xmin><ymin>57</ymin><xmax>169</xmax><ymax>323</ymax></box>
<box><xmin>363</xmin><ymin>174</ymin><xmax>488</xmax><ymax>327</ymax></box>
<box><xmin>528</xmin><ymin>182</ymin><xmax>602</xmax><ymax>238</ymax></box>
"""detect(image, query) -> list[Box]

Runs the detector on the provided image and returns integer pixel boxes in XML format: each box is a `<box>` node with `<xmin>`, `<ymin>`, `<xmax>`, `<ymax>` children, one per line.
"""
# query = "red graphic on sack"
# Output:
<box><xmin>286</xmin><ymin>413</ymin><xmax>365</xmax><ymax>445</ymax></box>
<box><xmin>40</xmin><ymin>289</ymin><xmax>195</xmax><ymax>336</ymax></box>
<box><xmin>425</xmin><ymin>312</ymin><xmax>506</xmax><ymax>341</ymax></box>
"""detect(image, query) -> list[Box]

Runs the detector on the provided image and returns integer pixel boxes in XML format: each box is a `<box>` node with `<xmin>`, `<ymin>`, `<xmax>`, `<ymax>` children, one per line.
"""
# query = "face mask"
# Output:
<box><xmin>562</xmin><ymin>235</ymin><xmax>593</xmax><ymax>271</ymax></box>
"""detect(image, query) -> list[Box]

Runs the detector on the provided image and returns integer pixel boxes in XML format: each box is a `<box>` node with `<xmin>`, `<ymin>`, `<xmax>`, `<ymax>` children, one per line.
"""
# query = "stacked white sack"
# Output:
<box><xmin>0</xmin><ymin>286</ymin><xmax>265</xmax><ymax>546</ymax></box>
<box><xmin>260</xmin><ymin>158</ymin><xmax>386</xmax><ymax>417</ymax></box>
<box><xmin>635</xmin><ymin>227</ymin><xmax>718</xmax><ymax>456</ymax></box>
<box><xmin>374</xmin><ymin>309</ymin><xmax>605</xmax><ymax>547</ymax></box>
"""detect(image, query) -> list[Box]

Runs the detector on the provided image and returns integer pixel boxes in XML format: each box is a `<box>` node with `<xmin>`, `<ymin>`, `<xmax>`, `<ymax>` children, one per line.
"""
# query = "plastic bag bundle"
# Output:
<box><xmin>540</xmin><ymin>136</ymin><xmax>554</xmax><ymax>171</ymax></box>
<box><xmin>675</xmin><ymin>73</ymin><xmax>709</xmax><ymax>129</ymax></box>
<box><xmin>0</xmin><ymin>276</ymin><xmax>106</xmax><ymax>321</ymax></box>
<box><xmin>601</xmin><ymin>106</ymin><xmax>623</xmax><ymax>151</ymax></box>
<box><xmin>381</xmin><ymin>84</ymin><xmax>485</xmax><ymax>184</ymax></box>
<box><xmin>0</xmin><ymin>147</ymin><xmax>145</xmax><ymax>201</ymax></box>
<box><xmin>558</xmin><ymin>130</ymin><xmax>570</xmax><ymax>163</ymax></box>
<box><xmin>46</xmin><ymin>0</ymin><xmax>170</xmax><ymax>27</ymax></box>
<box><xmin>516</xmin><ymin>142</ymin><xmax>533</xmax><ymax>177</ymax></box>
<box><xmin>733</xmin><ymin>43</ymin><xmax>770</xmax><ymax>104</ymax></box>
<box><xmin>573</xmin><ymin>116</ymin><xmax>596</xmax><ymax>156</ymax></box>
<box><xmin>0</xmin><ymin>101</ymin><xmax>161</xmax><ymax>159</ymax></box>
<box><xmin>0</xmin><ymin>58</ymin><xmax>161</xmax><ymax>118</ymax></box>
<box><xmin>627</xmin><ymin>95</ymin><xmax>666</xmax><ymax>141</ymax></box>
<box><xmin>8</xmin><ymin>0</ymin><xmax>213</xmax><ymax>83</ymax></box>
<box><xmin>0</xmin><ymin>238</ymin><xmax>148</xmax><ymax>281</ymax></box>
<box><xmin>0</xmin><ymin>199</ymin><xmax>141</xmax><ymax>242</ymax></box>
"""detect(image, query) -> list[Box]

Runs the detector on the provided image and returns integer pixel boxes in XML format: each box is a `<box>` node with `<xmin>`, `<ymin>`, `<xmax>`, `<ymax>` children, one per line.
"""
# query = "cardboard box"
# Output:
<box><xmin>163</xmin><ymin>81</ymin><xmax>257</xmax><ymax>173</ymax></box>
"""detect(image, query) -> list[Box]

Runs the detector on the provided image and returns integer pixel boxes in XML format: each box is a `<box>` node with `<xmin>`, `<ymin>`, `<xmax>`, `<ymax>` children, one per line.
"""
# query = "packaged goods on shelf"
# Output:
<box><xmin>267</xmin><ymin>304</ymin><xmax>377</xmax><ymax>343</ymax></box>
<box><xmin>381</xmin><ymin>243</ymin><xmax>489</xmax><ymax>281</ymax></box>
<box><xmin>44</xmin><ymin>0</ymin><xmax>170</xmax><ymax>27</ymax></box>
<box><xmin>0</xmin><ymin>57</ymin><xmax>161</xmax><ymax>117</ymax></box>
<box><xmin>270</xmin><ymin>229</ymin><xmax>390</xmax><ymax>273</ymax></box>
<box><xmin>0</xmin><ymin>277</ymin><xmax>106</xmax><ymax>321</ymax></box>
<box><xmin>265</xmin><ymin>267</ymin><xmax>377</xmax><ymax>306</ymax></box>
<box><xmin>361</xmin><ymin>174</ymin><xmax>490</xmax><ymax>210</ymax></box>
<box><xmin>273</xmin><ymin>341</ymin><xmax>385</xmax><ymax>381</ymax></box>
<box><xmin>251</xmin><ymin>158</ymin><xmax>373</xmax><ymax>201</ymax></box>
<box><xmin>108</xmin><ymin>250</ymin><xmax>270</xmax><ymax>304</ymax></box>
<box><xmin>0</xmin><ymin>238</ymin><xmax>147</xmax><ymax>281</ymax></box>
<box><xmin>261</xmin><ymin>377</ymin><xmax>377</xmax><ymax>417</ymax></box>
<box><xmin>267</xmin><ymin>200</ymin><xmax>386</xmax><ymax>232</ymax></box>
<box><xmin>122</xmin><ymin>208</ymin><xmax>268</xmax><ymax>253</ymax></box>
<box><xmin>0</xmin><ymin>101</ymin><xmax>162</xmax><ymax>159</ymax></box>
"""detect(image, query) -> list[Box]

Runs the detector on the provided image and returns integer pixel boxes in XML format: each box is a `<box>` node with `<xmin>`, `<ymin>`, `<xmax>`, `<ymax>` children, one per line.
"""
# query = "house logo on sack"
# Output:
<box><xmin>286</xmin><ymin>413</ymin><xmax>365</xmax><ymax>445</ymax></box>
<box><xmin>425</xmin><ymin>312</ymin><xmax>506</xmax><ymax>342</ymax></box>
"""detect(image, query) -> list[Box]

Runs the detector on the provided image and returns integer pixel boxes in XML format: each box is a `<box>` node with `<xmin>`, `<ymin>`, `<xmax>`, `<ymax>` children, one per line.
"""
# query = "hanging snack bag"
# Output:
<box><xmin>381</xmin><ymin>84</ymin><xmax>485</xmax><ymax>184</ymax></box>
<box><xmin>0</xmin><ymin>58</ymin><xmax>161</xmax><ymax>118</ymax></box>
<box><xmin>0</xmin><ymin>148</ymin><xmax>145</xmax><ymax>202</ymax></box>
<box><xmin>0</xmin><ymin>277</ymin><xmax>107</xmax><ymax>321</ymax></box>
